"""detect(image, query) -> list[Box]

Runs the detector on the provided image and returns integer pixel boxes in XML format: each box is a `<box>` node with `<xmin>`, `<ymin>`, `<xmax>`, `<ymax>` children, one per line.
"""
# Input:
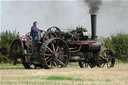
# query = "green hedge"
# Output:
<box><xmin>104</xmin><ymin>33</ymin><xmax>128</xmax><ymax>62</ymax></box>
<box><xmin>0</xmin><ymin>30</ymin><xmax>19</xmax><ymax>63</ymax></box>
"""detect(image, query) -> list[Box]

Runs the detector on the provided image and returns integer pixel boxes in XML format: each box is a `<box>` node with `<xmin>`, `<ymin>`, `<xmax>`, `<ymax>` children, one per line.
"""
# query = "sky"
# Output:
<box><xmin>1</xmin><ymin>0</ymin><xmax>128</xmax><ymax>37</ymax></box>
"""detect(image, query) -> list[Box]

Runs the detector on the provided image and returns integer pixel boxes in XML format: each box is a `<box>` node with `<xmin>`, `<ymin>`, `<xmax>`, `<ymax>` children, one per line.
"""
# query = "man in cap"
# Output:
<box><xmin>30</xmin><ymin>21</ymin><xmax>43</xmax><ymax>46</ymax></box>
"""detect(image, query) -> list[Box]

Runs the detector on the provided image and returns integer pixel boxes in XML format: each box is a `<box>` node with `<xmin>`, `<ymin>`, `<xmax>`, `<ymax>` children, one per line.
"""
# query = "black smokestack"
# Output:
<box><xmin>84</xmin><ymin>0</ymin><xmax>102</xmax><ymax>14</ymax></box>
<box><xmin>91</xmin><ymin>14</ymin><xmax>97</xmax><ymax>39</ymax></box>
<box><xmin>82</xmin><ymin>0</ymin><xmax>102</xmax><ymax>39</ymax></box>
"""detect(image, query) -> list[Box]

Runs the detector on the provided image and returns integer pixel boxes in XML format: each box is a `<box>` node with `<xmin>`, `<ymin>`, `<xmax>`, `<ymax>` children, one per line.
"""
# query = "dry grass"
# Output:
<box><xmin>0</xmin><ymin>63</ymin><xmax>128</xmax><ymax>85</ymax></box>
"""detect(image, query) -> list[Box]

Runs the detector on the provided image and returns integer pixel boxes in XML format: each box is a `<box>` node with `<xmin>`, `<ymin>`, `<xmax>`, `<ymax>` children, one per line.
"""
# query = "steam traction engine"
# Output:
<box><xmin>10</xmin><ymin>15</ymin><xmax>115</xmax><ymax>69</ymax></box>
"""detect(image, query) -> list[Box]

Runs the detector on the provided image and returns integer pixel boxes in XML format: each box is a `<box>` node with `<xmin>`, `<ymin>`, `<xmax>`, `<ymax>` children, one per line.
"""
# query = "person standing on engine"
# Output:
<box><xmin>30</xmin><ymin>21</ymin><xmax>42</xmax><ymax>46</ymax></box>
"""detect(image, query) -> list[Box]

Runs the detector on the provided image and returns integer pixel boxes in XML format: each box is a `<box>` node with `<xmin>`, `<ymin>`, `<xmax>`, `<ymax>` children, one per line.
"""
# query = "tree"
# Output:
<box><xmin>104</xmin><ymin>33</ymin><xmax>128</xmax><ymax>62</ymax></box>
<box><xmin>0</xmin><ymin>30</ymin><xmax>19</xmax><ymax>63</ymax></box>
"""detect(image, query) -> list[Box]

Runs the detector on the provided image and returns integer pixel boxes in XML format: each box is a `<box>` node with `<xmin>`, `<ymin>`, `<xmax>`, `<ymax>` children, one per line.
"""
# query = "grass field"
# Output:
<box><xmin>0</xmin><ymin>63</ymin><xmax>128</xmax><ymax>85</ymax></box>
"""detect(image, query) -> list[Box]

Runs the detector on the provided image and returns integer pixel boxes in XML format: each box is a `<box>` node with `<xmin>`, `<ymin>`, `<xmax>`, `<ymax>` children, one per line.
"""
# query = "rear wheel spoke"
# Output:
<box><xmin>56</xmin><ymin>46</ymin><xmax>59</xmax><ymax>53</ymax></box>
<box><xmin>50</xmin><ymin>61</ymin><xmax>53</xmax><ymax>68</ymax></box>
<box><xmin>45</xmin><ymin>45</ymin><xmax>54</xmax><ymax>54</ymax></box>
<box><xmin>57</xmin><ymin>59</ymin><xmax>65</xmax><ymax>66</ymax></box>
<box><xmin>46</xmin><ymin>57</ymin><xmax>52</xmax><ymax>63</ymax></box>
<box><xmin>44</xmin><ymin>54</ymin><xmax>52</xmax><ymax>56</ymax></box>
<box><xmin>55</xmin><ymin>40</ymin><xmax>60</xmax><ymax>51</ymax></box>
<box><xmin>51</xmin><ymin>42</ymin><xmax>55</xmax><ymax>52</ymax></box>
<box><xmin>54</xmin><ymin>61</ymin><xmax>57</xmax><ymax>67</ymax></box>
<box><xmin>45</xmin><ymin>56</ymin><xmax>51</xmax><ymax>61</ymax></box>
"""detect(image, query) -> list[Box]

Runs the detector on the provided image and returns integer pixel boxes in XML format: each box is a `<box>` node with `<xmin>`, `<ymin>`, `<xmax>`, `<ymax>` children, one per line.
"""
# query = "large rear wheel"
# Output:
<box><xmin>39</xmin><ymin>38</ymin><xmax>70</xmax><ymax>69</ymax></box>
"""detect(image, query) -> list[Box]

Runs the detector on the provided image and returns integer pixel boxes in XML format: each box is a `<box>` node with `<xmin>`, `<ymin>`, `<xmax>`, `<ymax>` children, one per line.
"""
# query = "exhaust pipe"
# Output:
<box><xmin>91</xmin><ymin>14</ymin><xmax>97</xmax><ymax>39</ymax></box>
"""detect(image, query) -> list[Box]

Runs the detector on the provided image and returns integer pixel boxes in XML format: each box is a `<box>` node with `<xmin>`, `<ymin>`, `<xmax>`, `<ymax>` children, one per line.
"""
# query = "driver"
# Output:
<box><xmin>30</xmin><ymin>21</ymin><xmax>43</xmax><ymax>46</ymax></box>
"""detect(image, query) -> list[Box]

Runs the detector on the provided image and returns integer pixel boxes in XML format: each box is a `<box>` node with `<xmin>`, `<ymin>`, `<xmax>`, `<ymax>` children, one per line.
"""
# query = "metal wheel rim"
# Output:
<box><xmin>41</xmin><ymin>38</ymin><xmax>69</xmax><ymax>69</ymax></box>
<box><xmin>10</xmin><ymin>39</ymin><xmax>24</xmax><ymax>59</ymax></box>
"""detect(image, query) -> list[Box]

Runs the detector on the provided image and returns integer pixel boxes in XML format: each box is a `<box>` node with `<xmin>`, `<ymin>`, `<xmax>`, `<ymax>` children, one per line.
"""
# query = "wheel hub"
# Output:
<box><xmin>53</xmin><ymin>52</ymin><xmax>59</xmax><ymax>60</ymax></box>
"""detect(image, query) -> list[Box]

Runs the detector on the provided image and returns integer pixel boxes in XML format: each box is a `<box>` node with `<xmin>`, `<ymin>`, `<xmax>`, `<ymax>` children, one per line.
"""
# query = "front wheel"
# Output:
<box><xmin>99</xmin><ymin>49</ymin><xmax>115</xmax><ymax>68</ymax></box>
<box><xmin>10</xmin><ymin>39</ymin><xmax>24</xmax><ymax>65</ymax></box>
<box><xmin>106</xmin><ymin>49</ymin><xmax>115</xmax><ymax>68</ymax></box>
<box><xmin>10</xmin><ymin>39</ymin><xmax>33</xmax><ymax>69</ymax></box>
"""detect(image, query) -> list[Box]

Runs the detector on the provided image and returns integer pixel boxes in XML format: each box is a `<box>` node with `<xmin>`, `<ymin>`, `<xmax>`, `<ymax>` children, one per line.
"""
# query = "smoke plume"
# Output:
<box><xmin>84</xmin><ymin>0</ymin><xmax>102</xmax><ymax>14</ymax></box>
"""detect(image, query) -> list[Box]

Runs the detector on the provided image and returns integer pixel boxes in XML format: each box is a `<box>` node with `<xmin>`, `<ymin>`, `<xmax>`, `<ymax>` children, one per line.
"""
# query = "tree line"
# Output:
<box><xmin>0</xmin><ymin>31</ymin><xmax>128</xmax><ymax>63</ymax></box>
<box><xmin>104</xmin><ymin>33</ymin><xmax>128</xmax><ymax>62</ymax></box>
<box><xmin>0</xmin><ymin>30</ymin><xmax>19</xmax><ymax>63</ymax></box>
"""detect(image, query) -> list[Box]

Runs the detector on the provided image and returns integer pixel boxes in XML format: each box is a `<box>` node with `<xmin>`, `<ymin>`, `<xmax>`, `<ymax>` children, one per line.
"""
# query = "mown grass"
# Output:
<box><xmin>0</xmin><ymin>63</ymin><xmax>128</xmax><ymax>85</ymax></box>
<box><xmin>0</xmin><ymin>64</ymin><xmax>24</xmax><ymax>69</ymax></box>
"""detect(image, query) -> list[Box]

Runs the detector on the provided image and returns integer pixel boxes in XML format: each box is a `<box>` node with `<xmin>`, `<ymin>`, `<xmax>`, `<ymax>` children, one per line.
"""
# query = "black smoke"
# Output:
<box><xmin>84</xmin><ymin>0</ymin><xmax>102</xmax><ymax>14</ymax></box>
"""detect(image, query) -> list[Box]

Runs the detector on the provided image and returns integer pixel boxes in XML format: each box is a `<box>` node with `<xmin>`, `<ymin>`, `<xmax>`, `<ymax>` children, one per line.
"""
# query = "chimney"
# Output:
<box><xmin>91</xmin><ymin>14</ymin><xmax>97</xmax><ymax>39</ymax></box>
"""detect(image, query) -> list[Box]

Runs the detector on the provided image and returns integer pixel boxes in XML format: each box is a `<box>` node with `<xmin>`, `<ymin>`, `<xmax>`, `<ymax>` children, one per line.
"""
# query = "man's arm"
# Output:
<box><xmin>32</xmin><ymin>26</ymin><xmax>40</xmax><ymax>32</ymax></box>
<box><xmin>36</xmin><ymin>27</ymin><xmax>44</xmax><ymax>32</ymax></box>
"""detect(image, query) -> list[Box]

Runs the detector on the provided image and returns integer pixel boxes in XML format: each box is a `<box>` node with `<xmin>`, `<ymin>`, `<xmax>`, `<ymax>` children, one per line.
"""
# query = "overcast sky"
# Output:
<box><xmin>0</xmin><ymin>0</ymin><xmax>128</xmax><ymax>37</ymax></box>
